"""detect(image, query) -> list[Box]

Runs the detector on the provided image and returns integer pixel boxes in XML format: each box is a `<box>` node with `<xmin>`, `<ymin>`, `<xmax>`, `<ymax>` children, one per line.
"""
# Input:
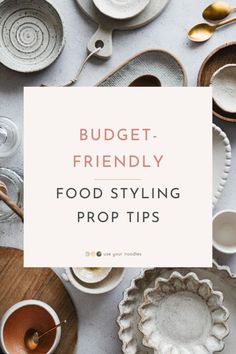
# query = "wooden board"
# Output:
<box><xmin>198</xmin><ymin>42</ymin><xmax>236</xmax><ymax>123</ymax></box>
<box><xmin>76</xmin><ymin>0</ymin><xmax>170</xmax><ymax>58</ymax></box>
<box><xmin>97</xmin><ymin>49</ymin><xmax>187</xmax><ymax>87</ymax></box>
<box><xmin>0</xmin><ymin>247</ymin><xmax>78</xmax><ymax>354</ymax></box>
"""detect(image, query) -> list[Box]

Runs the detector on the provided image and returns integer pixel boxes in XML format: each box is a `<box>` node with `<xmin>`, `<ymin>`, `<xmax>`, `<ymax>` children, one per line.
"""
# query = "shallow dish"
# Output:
<box><xmin>97</xmin><ymin>49</ymin><xmax>187</xmax><ymax>87</ymax></box>
<box><xmin>93</xmin><ymin>0</ymin><xmax>150</xmax><ymax>20</ymax></box>
<box><xmin>118</xmin><ymin>263</ymin><xmax>236</xmax><ymax>354</ymax></box>
<box><xmin>0</xmin><ymin>0</ymin><xmax>65</xmax><ymax>73</ymax></box>
<box><xmin>138</xmin><ymin>272</ymin><xmax>229</xmax><ymax>354</ymax></box>
<box><xmin>211</xmin><ymin>65</ymin><xmax>236</xmax><ymax>114</ymax></box>
<box><xmin>198</xmin><ymin>42</ymin><xmax>236</xmax><ymax>122</ymax></box>
<box><xmin>62</xmin><ymin>267</ymin><xmax>125</xmax><ymax>294</ymax></box>
<box><xmin>213</xmin><ymin>124</ymin><xmax>231</xmax><ymax>208</ymax></box>
<box><xmin>213</xmin><ymin>210</ymin><xmax>236</xmax><ymax>254</ymax></box>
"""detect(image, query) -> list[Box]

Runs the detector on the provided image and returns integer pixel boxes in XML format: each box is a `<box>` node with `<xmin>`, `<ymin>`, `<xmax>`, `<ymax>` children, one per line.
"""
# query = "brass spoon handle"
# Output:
<box><xmin>0</xmin><ymin>190</ymin><xmax>24</xmax><ymax>222</ymax></box>
<box><xmin>38</xmin><ymin>320</ymin><xmax>67</xmax><ymax>340</ymax></box>
<box><xmin>215</xmin><ymin>15</ymin><xmax>236</xmax><ymax>27</ymax></box>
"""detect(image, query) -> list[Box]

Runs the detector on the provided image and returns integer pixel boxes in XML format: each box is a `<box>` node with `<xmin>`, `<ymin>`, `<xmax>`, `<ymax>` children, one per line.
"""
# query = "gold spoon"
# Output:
<box><xmin>24</xmin><ymin>320</ymin><xmax>67</xmax><ymax>351</ymax></box>
<box><xmin>0</xmin><ymin>181</ymin><xmax>24</xmax><ymax>222</ymax></box>
<box><xmin>203</xmin><ymin>1</ymin><xmax>236</xmax><ymax>22</ymax></box>
<box><xmin>188</xmin><ymin>16</ymin><xmax>236</xmax><ymax>42</ymax></box>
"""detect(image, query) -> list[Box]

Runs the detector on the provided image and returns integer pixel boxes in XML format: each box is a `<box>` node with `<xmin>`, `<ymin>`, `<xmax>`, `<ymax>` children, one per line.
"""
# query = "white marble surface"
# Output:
<box><xmin>0</xmin><ymin>0</ymin><xmax>236</xmax><ymax>353</ymax></box>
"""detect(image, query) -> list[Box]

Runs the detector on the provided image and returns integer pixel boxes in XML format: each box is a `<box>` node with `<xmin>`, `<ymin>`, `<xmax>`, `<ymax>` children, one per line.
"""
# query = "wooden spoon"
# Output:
<box><xmin>188</xmin><ymin>16</ymin><xmax>236</xmax><ymax>42</ymax></box>
<box><xmin>0</xmin><ymin>181</ymin><xmax>24</xmax><ymax>222</ymax></box>
<box><xmin>203</xmin><ymin>1</ymin><xmax>236</xmax><ymax>22</ymax></box>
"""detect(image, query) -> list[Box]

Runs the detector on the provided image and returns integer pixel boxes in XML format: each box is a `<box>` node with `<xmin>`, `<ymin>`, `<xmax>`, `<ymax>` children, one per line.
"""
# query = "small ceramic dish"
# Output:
<box><xmin>72</xmin><ymin>267</ymin><xmax>112</xmax><ymax>284</ymax></box>
<box><xmin>211</xmin><ymin>65</ymin><xmax>236</xmax><ymax>114</ymax></box>
<box><xmin>62</xmin><ymin>267</ymin><xmax>125</xmax><ymax>294</ymax></box>
<box><xmin>0</xmin><ymin>0</ymin><xmax>65</xmax><ymax>73</ymax></box>
<box><xmin>213</xmin><ymin>210</ymin><xmax>236</xmax><ymax>254</ymax></box>
<box><xmin>0</xmin><ymin>300</ymin><xmax>61</xmax><ymax>354</ymax></box>
<box><xmin>93</xmin><ymin>0</ymin><xmax>150</xmax><ymax>20</ymax></box>
<box><xmin>138</xmin><ymin>272</ymin><xmax>229</xmax><ymax>354</ymax></box>
<box><xmin>213</xmin><ymin>124</ymin><xmax>231</xmax><ymax>208</ymax></box>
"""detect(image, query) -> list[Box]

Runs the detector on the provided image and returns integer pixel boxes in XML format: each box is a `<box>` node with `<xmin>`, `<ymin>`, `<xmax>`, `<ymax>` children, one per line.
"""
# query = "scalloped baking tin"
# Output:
<box><xmin>118</xmin><ymin>262</ymin><xmax>235</xmax><ymax>354</ymax></box>
<box><xmin>138</xmin><ymin>272</ymin><xmax>229</xmax><ymax>354</ymax></box>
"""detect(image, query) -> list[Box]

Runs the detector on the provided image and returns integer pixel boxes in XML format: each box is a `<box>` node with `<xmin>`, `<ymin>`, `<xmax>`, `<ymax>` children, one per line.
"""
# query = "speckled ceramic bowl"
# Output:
<box><xmin>0</xmin><ymin>0</ymin><xmax>65</xmax><ymax>72</ymax></box>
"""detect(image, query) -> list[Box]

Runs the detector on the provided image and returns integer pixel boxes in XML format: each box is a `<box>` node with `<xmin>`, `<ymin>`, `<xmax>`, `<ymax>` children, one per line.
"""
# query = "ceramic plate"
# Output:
<box><xmin>213</xmin><ymin>124</ymin><xmax>231</xmax><ymax>208</ymax></box>
<box><xmin>118</xmin><ymin>263</ymin><xmax>236</xmax><ymax>354</ymax></box>
<box><xmin>97</xmin><ymin>49</ymin><xmax>187</xmax><ymax>86</ymax></box>
<box><xmin>0</xmin><ymin>0</ymin><xmax>65</xmax><ymax>73</ymax></box>
<box><xmin>93</xmin><ymin>0</ymin><xmax>150</xmax><ymax>20</ymax></box>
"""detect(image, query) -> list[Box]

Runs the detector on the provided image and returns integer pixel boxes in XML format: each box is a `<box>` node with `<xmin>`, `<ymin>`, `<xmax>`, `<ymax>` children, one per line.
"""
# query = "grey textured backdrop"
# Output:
<box><xmin>0</xmin><ymin>0</ymin><xmax>236</xmax><ymax>352</ymax></box>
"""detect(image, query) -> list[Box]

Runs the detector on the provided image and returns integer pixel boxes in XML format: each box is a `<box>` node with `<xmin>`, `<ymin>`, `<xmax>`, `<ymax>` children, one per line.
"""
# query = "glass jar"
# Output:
<box><xmin>0</xmin><ymin>117</ymin><xmax>20</xmax><ymax>160</ymax></box>
<box><xmin>0</xmin><ymin>168</ymin><xmax>23</xmax><ymax>222</ymax></box>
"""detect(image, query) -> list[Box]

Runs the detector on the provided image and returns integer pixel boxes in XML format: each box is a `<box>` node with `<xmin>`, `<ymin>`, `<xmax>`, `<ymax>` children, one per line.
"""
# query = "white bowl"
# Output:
<box><xmin>72</xmin><ymin>267</ymin><xmax>112</xmax><ymax>284</ymax></box>
<box><xmin>0</xmin><ymin>300</ymin><xmax>61</xmax><ymax>354</ymax></box>
<box><xmin>138</xmin><ymin>272</ymin><xmax>229</xmax><ymax>354</ymax></box>
<box><xmin>211</xmin><ymin>64</ymin><xmax>236</xmax><ymax>113</ymax></box>
<box><xmin>213</xmin><ymin>210</ymin><xmax>236</xmax><ymax>254</ymax></box>
<box><xmin>62</xmin><ymin>267</ymin><xmax>125</xmax><ymax>294</ymax></box>
<box><xmin>93</xmin><ymin>0</ymin><xmax>150</xmax><ymax>20</ymax></box>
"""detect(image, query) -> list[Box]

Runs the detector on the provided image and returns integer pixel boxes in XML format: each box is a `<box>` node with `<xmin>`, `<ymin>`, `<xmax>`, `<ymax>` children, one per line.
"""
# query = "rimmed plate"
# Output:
<box><xmin>213</xmin><ymin>124</ymin><xmax>231</xmax><ymax>208</ymax></box>
<box><xmin>198</xmin><ymin>42</ymin><xmax>236</xmax><ymax>122</ymax></box>
<box><xmin>0</xmin><ymin>0</ymin><xmax>65</xmax><ymax>73</ymax></box>
<box><xmin>97</xmin><ymin>49</ymin><xmax>187</xmax><ymax>86</ymax></box>
<box><xmin>118</xmin><ymin>262</ymin><xmax>236</xmax><ymax>354</ymax></box>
